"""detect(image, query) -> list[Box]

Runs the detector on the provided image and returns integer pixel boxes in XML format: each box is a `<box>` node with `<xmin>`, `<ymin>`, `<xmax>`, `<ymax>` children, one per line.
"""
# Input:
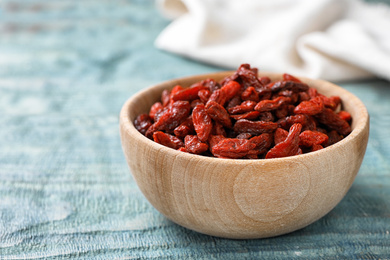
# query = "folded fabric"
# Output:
<box><xmin>155</xmin><ymin>0</ymin><xmax>390</xmax><ymax>81</ymax></box>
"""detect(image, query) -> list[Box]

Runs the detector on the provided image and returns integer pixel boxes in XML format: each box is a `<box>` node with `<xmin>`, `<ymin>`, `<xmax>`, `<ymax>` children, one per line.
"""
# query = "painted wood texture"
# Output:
<box><xmin>0</xmin><ymin>0</ymin><xmax>389</xmax><ymax>258</ymax></box>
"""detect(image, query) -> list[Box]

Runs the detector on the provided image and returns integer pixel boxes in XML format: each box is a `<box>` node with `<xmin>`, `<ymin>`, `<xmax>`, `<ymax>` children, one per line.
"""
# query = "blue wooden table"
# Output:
<box><xmin>0</xmin><ymin>1</ymin><xmax>389</xmax><ymax>259</ymax></box>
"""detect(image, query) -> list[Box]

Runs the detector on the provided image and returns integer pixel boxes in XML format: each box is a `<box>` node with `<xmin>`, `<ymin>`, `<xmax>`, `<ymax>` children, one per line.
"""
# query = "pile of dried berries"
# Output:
<box><xmin>134</xmin><ymin>64</ymin><xmax>352</xmax><ymax>159</ymax></box>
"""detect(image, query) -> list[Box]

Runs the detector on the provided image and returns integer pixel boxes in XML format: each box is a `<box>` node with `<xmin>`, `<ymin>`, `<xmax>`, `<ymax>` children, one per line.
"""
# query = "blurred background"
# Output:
<box><xmin>0</xmin><ymin>0</ymin><xmax>389</xmax><ymax>258</ymax></box>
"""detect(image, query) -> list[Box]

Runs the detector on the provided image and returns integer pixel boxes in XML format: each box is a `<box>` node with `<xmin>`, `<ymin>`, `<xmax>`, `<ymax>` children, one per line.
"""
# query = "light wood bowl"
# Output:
<box><xmin>120</xmin><ymin>72</ymin><xmax>369</xmax><ymax>239</ymax></box>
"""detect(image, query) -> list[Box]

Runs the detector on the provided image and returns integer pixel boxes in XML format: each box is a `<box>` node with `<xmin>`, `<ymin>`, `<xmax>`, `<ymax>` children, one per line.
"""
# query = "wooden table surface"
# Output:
<box><xmin>0</xmin><ymin>0</ymin><xmax>389</xmax><ymax>259</ymax></box>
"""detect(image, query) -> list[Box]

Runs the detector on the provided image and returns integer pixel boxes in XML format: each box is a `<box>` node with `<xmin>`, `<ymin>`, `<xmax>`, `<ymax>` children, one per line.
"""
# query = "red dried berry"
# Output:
<box><xmin>228</xmin><ymin>101</ymin><xmax>257</xmax><ymax>114</ymax></box>
<box><xmin>316</xmin><ymin>108</ymin><xmax>351</xmax><ymax>136</ymax></box>
<box><xmin>184</xmin><ymin>135</ymin><xmax>209</xmax><ymax>154</ymax></box>
<box><xmin>221</xmin><ymin>81</ymin><xmax>241</xmax><ymax>100</ymax></box>
<box><xmin>254</xmin><ymin>96</ymin><xmax>291</xmax><ymax>112</ymax></box>
<box><xmin>149</xmin><ymin>102</ymin><xmax>163</xmax><ymax>121</ymax></box>
<box><xmin>299</xmin><ymin>130</ymin><xmax>329</xmax><ymax>147</ymax></box>
<box><xmin>266</xmin><ymin>123</ymin><xmax>302</xmax><ymax>159</ymax></box>
<box><xmin>192</xmin><ymin>103</ymin><xmax>213</xmax><ymax>142</ymax></box>
<box><xmin>206</xmin><ymin>101</ymin><xmax>232</xmax><ymax>128</ymax></box>
<box><xmin>212</xmin><ymin>138</ymin><xmax>256</xmax><ymax>159</ymax></box>
<box><xmin>234</xmin><ymin>119</ymin><xmax>278</xmax><ymax>135</ymax></box>
<box><xmin>134</xmin><ymin>114</ymin><xmax>153</xmax><ymax>135</ymax></box>
<box><xmin>294</xmin><ymin>96</ymin><xmax>324</xmax><ymax>115</ymax></box>
<box><xmin>153</xmin><ymin>131</ymin><xmax>184</xmax><ymax>149</ymax></box>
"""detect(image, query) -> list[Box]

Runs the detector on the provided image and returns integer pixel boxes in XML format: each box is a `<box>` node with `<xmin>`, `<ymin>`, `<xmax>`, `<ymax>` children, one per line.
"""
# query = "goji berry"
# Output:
<box><xmin>230</xmin><ymin>111</ymin><xmax>261</xmax><ymax>121</ymax></box>
<box><xmin>337</xmin><ymin>110</ymin><xmax>352</xmax><ymax>122</ymax></box>
<box><xmin>221</xmin><ymin>81</ymin><xmax>241</xmax><ymax>100</ymax></box>
<box><xmin>171</xmin><ymin>84</ymin><xmax>207</xmax><ymax>101</ymax></box>
<box><xmin>234</xmin><ymin>119</ymin><xmax>278</xmax><ymax>135</ymax></box>
<box><xmin>161</xmin><ymin>89</ymin><xmax>171</xmax><ymax>107</ymax></box>
<box><xmin>249</xmin><ymin>133</ymin><xmax>273</xmax><ymax>155</ymax></box>
<box><xmin>134</xmin><ymin>114</ymin><xmax>153</xmax><ymax>135</ymax></box>
<box><xmin>153</xmin><ymin>131</ymin><xmax>184</xmax><ymax>149</ymax></box>
<box><xmin>294</xmin><ymin>96</ymin><xmax>324</xmax><ymax>115</ymax></box>
<box><xmin>241</xmin><ymin>86</ymin><xmax>259</xmax><ymax>102</ymax></box>
<box><xmin>274</xmin><ymin>128</ymin><xmax>288</xmax><ymax>144</ymax></box>
<box><xmin>266</xmin><ymin>123</ymin><xmax>302</xmax><ymax>159</ymax></box>
<box><xmin>174</xmin><ymin>116</ymin><xmax>195</xmax><ymax>139</ymax></box>
<box><xmin>211</xmin><ymin>121</ymin><xmax>227</xmax><ymax>136</ymax></box>
<box><xmin>206</xmin><ymin>101</ymin><xmax>232</xmax><ymax>128</ymax></box>
<box><xmin>149</xmin><ymin>102</ymin><xmax>163</xmax><ymax>121</ymax></box>
<box><xmin>145</xmin><ymin>101</ymin><xmax>191</xmax><ymax>138</ymax></box>
<box><xmin>184</xmin><ymin>135</ymin><xmax>209</xmax><ymax>154</ymax></box>
<box><xmin>212</xmin><ymin>138</ymin><xmax>256</xmax><ymax>159</ymax></box>
<box><xmin>316</xmin><ymin>108</ymin><xmax>351</xmax><ymax>136</ymax></box>
<box><xmin>198</xmin><ymin>89</ymin><xmax>211</xmax><ymax>104</ymax></box>
<box><xmin>207</xmin><ymin>89</ymin><xmax>227</xmax><ymax>107</ymax></box>
<box><xmin>228</xmin><ymin>101</ymin><xmax>257</xmax><ymax>114</ymax></box>
<box><xmin>192</xmin><ymin>103</ymin><xmax>213</xmax><ymax>142</ymax></box>
<box><xmin>299</xmin><ymin>130</ymin><xmax>329</xmax><ymax>147</ymax></box>
<box><xmin>255</xmin><ymin>96</ymin><xmax>291</xmax><ymax>112</ymax></box>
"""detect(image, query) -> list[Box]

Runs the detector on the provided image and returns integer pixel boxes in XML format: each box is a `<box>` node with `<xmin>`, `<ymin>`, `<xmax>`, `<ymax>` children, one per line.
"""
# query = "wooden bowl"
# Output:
<box><xmin>119</xmin><ymin>72</ymin><xmax>369</xmax><ymax>239</ymax></box>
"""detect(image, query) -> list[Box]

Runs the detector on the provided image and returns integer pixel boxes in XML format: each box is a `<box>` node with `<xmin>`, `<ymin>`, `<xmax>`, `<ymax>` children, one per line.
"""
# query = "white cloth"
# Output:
<box><xmin>155</xmin><ymin>0</ymin><xmax>390</xmax><ymax>81</ymax></box>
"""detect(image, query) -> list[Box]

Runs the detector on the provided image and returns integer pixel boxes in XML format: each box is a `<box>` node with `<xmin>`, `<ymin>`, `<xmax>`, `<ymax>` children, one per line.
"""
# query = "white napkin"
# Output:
<box><xmin>155</xmin><ymin>0</ymin><xmax>390</xmax><ymax>81</ymax></box>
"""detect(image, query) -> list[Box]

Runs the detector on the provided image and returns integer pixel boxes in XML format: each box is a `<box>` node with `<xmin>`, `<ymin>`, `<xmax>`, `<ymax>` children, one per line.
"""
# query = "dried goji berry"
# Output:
<box><xmin>249</xmin><ymin>133</ymin><xmax>273</xmax><ymax>155</ymax></box>
<box><xmin>316</xmin><ymin>108</ymin><xmax>351</xmax><ymax>136</ymax></box>
<box><xmin>337</xmin><ymin>110</ymin><xmax>352</xmax><ymax>122</ymax></box>
<box><xmin>149</xmin><ymin>102</ymin><xmax>163</xmax><ymax>121</ymax></box>
<box><xmin>237</xmin><ymin>64</ymin><xmax>263</xmax><ymax>90</ymax></box>
<box><xmin>274</xmin><ymin>128</ymin><xmax>288</xmax><ymax>144</ymax></box>
<box><xmin>145</xmin><ymin>101</ymin><xmax>191</xmax><ymax>138</ymax></box>
<box><xmin>254</xmin><ymin>96</ymin><xmax>291</xmax><ymax>112</ymax></box>
<box><xmin>241</xmin><ymin>86</ymin><xmax>259</xmax><ymax>102</ymax></box>
<box><xmin>191</xmin><ymin>99</ymin><xmax>203</xmax><ymax>109</ymax></box>
<box><xmin>161</xmin><ymin>89</ymin><xmax>171</xmax><ymax>107</ymax></box>
<box><xmin>234</xmin><ymin>119</ymin><xmax>278</xmax><ymax>135</ymax></box>
<box><xmin>198</xmin><ymin>89</ymin><xmax>211</xmax><ymax>104</ymax></box>
<box><xmin>221</xmin><ymin>81</ymin><xmax>241</xmax><ymax>100</ymax></box>
<box><xmin>211</xmin><ymin>138</ymin><xmax>256</xmax><ymax>159</ymax></box>
<box><xmin>226</xmin><ymin>95</ymin><xmax>242</xmax><ymax>109</ymax></box>
<box><xmin>228</xmin><ymin>101</ymin><xmax>257</xmax><ymax>114</ymax></box>
<box><xmin>208</xmin><ymin>135</ymin><xmax>226</xmax><ymax>150</ymax></box>
<box><xmin>184</xmin><ymin>135</ymin><xmax>209</xmax><ymax>154</ymax></box>
<box><xmin>259</xmin><ymin>76</ymin><xmax>271</xmax><ymax>85</ymax></box>
<box><xmin>299</xmin><ymin>130</ymin><xmax>329</xmax><ymax>147</ymax></box>
<box><xmin>207</xmin><ymin>89</ymin><xmax>227</xmax><ymax>107</ymax></box>
<box><xmin>171</xmin><ymin>83</ymin><xmax>207</xmax><ymax>101</ymax></box>
<box><xmin>318</xmin><ymin>95</ymin><xmax>341</xmax><ymax>110</ymax></box>
<box><xmin>311</xmin><ymin>144</ymin><xmax>323</xmax><ymax>151</ymax></box>
<box><xmin>258</xmin><ymin>112</ymin><xmax>274</xmax><ymax>122</ymax></box>
<box><xmin>153</xmin><ymin>131</ymin><xmax>184</xmax><ymax>149</ymax></box>
<box><xmin>230</xmin><ymin>111</ymin><xmax>261</xmax><ymax>121</ymax></box>
<box><xmin>170</xmin><ymin>85</ymin><xmax>184</xmax><ymax>100</ymax></box>
<box><xmin>211</xmin><ymin>121</ymin><xmax>227</xmax><ymax>136</ymax></box>
<box><xmin>192</xmin><ymin>103</ymin><xmax>213</xmax><ymax>142</ymax></box>
<box><xmin>266</xmin><ymin>123</ymin><xmax>302</xmax><ymax>159</ymax></box>
<box><xmin>174</xmin><ymin>116</ymin><xmax>195</xmax><ymax>139</ymax></box>
<box><xmin>294</xmin><ymin>96</ymin><xmax>324</xmax><ymax>115</ymax></box>
<box><xmin>206</xmin><ymin>101</ymin><xmax>232</xmax><ymax>128</ymax></box>
<box><xmin>323</xmin><ymin>130</ymin><xmax>343</xmax><ymax>147</ymax></box>
<box><xmin>134</xmin><ymin>114</ymin><xmax>153</xmax><ymax>135</ymax></box>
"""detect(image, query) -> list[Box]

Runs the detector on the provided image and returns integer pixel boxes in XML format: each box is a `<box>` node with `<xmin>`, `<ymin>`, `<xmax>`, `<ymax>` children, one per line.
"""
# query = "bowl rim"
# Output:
<box><xmin>120</xmin><ymin>71</ymin><xmax>369</xmax><ymax>165</ymax></box>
